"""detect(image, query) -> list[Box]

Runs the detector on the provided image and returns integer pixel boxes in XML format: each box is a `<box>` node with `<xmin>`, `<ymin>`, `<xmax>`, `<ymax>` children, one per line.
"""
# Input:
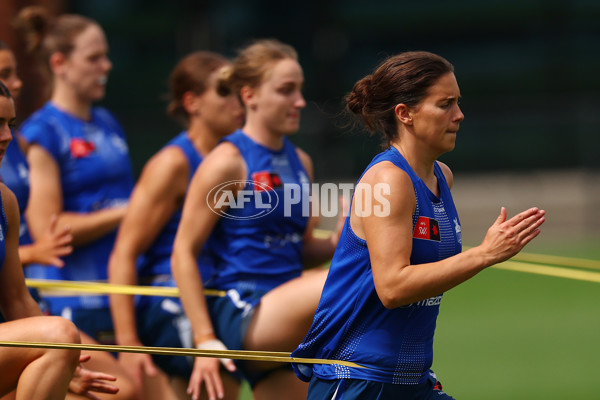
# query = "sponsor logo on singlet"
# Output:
<box><xmin>413</xmin><ymin>216</ymin><xmax>441</xmax><ymax>241</ymax></box>
<box><xmin>398</xmin><ymin>294</ymin><xmax>443</xmax><ymax>308</ymax></box>
<box><xmin>69</xmin><ymin>138</ymin><xmax>96</xmax><ymax>158</ymax></box>
<box><xmin>251</xmin><ymin>171</ymin><xmax>283</xmax><ymax>191</ymax></box>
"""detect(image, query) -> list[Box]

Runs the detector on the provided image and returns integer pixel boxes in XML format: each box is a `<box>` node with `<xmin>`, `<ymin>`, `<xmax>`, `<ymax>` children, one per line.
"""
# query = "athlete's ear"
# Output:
<box><xmin>240</xmin><ymin>86</ymin><xmax>256</xmax><ymax>110</ymax></box>
<box><xmin>49</xmin><ymin>52</ymin><xmax>67</xmax><ymax>77</ymax></box>
<box><xmin>394</xmin><ymin>104</ymin><xmax>413</xmax><ymax>126</ymax></box>
<box><xmin>182</xmin><ymin>91</ymin><xmax>201</xmax><ymax>116</ymax></box>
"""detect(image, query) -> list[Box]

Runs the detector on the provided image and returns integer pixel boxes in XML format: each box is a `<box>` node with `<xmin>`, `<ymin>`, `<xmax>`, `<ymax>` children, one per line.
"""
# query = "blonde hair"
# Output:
<box><xmin>216</xmin><ymin>38</ymin><xmax>297</xmax><ymax>97</ymax></box>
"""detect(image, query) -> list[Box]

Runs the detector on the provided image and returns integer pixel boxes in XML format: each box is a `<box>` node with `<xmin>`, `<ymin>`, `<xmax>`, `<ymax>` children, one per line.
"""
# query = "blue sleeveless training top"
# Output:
<box><xmin>136</xmin><ymin>131</ymin><xmax>214</xmax><ymax>281</ymax></box>
<box><xmin>207</xmin><ymin>130</ymin><xmax>310</xmax><ymax>293</ymax></box>
<box><xmin>20</xmin><ymin>102</ymin><xmax>134</xmax><ymax>312</ymax></box>
<box><xmin>0</xmin><ymin>189</ymin><xmax>7</xmax><ymax>270</ymax></box>
<box><xmin>292</xmin><ymin>147</ymin><xmax>462</xmax><ymax>385</ymax></box>
<box><xmin>0</xmin><ymin>138</ymin><xmax>33</xmax><ymax>246</ymax></box>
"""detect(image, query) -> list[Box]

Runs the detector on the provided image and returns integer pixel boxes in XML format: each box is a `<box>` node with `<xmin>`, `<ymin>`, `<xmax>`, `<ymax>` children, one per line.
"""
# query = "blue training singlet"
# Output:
<box><xmin>207</xmin><ymin>130</ymin><xmax>310</xmax><ymax>293</ymax></box>
<box><xmin>20</xmin><ymin>102</ymin><xmax>134</xmax><ymax>312</ymax></box>
<box><xmin>136</xmin><ymin>131</ymin><xmax>214</xmax><ymax>282</ymax></box>
<box><xmin>293</xmin><ymin>147</ymin><xmax>462</xmax><ymax>385</ymax></box>
<box><xmin>0</xmin><ymin>138</ymin><xmax>33</xmax><ymax>246</ymax></box>
<box><xmin>0</xmin><ymin>189</ymin><xmax>7</xmax><ymax>269</ymax></box>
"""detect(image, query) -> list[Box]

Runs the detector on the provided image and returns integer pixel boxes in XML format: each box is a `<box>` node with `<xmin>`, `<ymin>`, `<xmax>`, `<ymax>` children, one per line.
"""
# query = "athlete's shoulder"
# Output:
<box><xmin>144</xmin><ymin>143</ymin><xmax>191</xmax><ymax>181</ymax></box>
<box><xmin>91</xmin><ymin>106</ymin><xmax>117</xmax><ymax>121</ymax></box>
<box><xmin>294</xmin><ymin>146</ymin><xmax>313</xmax><ymax>180</ymax></box>
<box><xmin>362</xmin><ymin>160</ymin><xmax>413</xmax><ymax>190</ymax></box>
<box><xmin>200</xmin><ymin>140</ymin><xmax>245</xmax><ymax>181</ymax></box>
<box><xmin>92</xmin><ymin>106</ymin><xmax>124</xmax><ymax>133</ymax></box>
<box><xmin>0</xmin><ymin>183</ymin><xmax>19</xmax><ymax>222</ymax></box>
<box><xmin>20</xmin><ymin>103</ymin><xmax>54</xmax><ymax>130</ymax></box>
<box><xmin>436</xmin><ymin>161</ymin><xmax>454</xmax><ymax>189</ymax></box>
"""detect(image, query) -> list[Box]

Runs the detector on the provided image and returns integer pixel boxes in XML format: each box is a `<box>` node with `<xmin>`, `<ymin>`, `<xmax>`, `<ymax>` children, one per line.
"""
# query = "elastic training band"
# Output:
<box><xmin>0</xmin><ymin>341</ymin><xmax>366</xmax><ymax>368</ymax></box>
<box><xmin>25</xmin><ymin>279</ymin><xmax>225</xmax><ymax>297</ymax></box>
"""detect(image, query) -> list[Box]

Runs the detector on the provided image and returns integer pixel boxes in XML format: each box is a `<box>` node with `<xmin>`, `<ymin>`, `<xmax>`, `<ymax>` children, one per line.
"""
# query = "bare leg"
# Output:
<box><xmin>242</xmin><ymin>268</ymin><xmax>328</xmax><ymax>398</ymax></box>
<box><xmin>0</xmin><ymin>316</ymin><xmax>80</xmax><ymax>400</ymax></box>
<box><xmin>253</xmin><ymin>369</ymin><xmax>307</xmax><ymax>400</ymax></box>
<box><xmin>244</xmin><ymin>268</ymin><xmax>327</xmax><ymax>354</ymax></box>
<box><xmin>142</xmin><ymin>369</ymin><xmax>178</xmax><ymax>400</ymax></box>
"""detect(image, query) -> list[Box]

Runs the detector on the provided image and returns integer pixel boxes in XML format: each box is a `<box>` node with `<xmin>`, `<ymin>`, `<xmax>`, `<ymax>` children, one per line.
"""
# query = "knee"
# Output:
<box><xmin>40</xmin><ymin>316</ymin><xmax>81</xmax><ymax>367</ymax></box>
<box><xmin>42</xmin><ymin>316</ymin><xmax>81</xmax><ymax>345</ymax></box>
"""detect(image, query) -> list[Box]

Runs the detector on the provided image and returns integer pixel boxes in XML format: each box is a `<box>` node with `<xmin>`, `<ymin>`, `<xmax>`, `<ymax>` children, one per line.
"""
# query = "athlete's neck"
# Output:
<box><xmin>391</xmin><ymin>142</ymin><xmax>436</xmax><ymax>182</ymax></box>
<box><xmin>186</xmin><ymin>120</ymin><xmax>222</xmax><ymax>158</ymax></box>
<box><xmin>242</xmin><ymin>128</ymin><xmax>284</xmax><ymax>151</ymax></box>
<box><xmin>51</xmin><ymin>89</ymin><xmax>92</xmax><ymax>121</ymax></box>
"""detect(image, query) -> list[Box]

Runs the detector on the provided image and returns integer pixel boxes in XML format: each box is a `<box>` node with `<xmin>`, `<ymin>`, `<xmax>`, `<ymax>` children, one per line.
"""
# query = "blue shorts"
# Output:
<box><xmin>206</xmin><ymin>287</ymin><xmax>262</xmax><ymax>351</ymax></box>
<box><xmin>57</xmin><ymin>291</ymin><xmax>193</xmax><ymax>379</ymax></box>
<box><xmin>58</xmin><ymin>306</ymin><xmax>117</xmax><ymax>345</ymax></box>
<box><xmin>207</xmin><ymin>286</ymin><xmax>289</xmax><ymax>387</ymax></box>
<box><xmin>308</xmin><ymin>371</ymin><xmax>456</xmax><ymax>400</ymax></box>
<box><xmin>136</xmin><ymin>296</ymin><xmax>194</xmax><ymax>379</ymax></box>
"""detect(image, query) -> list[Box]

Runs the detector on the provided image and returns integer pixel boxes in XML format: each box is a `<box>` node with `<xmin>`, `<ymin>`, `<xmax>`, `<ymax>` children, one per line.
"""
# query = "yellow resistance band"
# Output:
<box><xmin>509</xmin><ymin>251</ymin><xmax>600</xmax><ymax>271</ymax></box>
<box><xmin>25</xmin><ymin>279</ymin><xmax>225</xmax><ymax>298</ymax></box>
<box><xmin>319</xmin><ymin>230</ymin><xmax>600</xmax><ymax>271</ymax></box>
<box><xmin>0</xmin><ymin>341</ymin><xmax>365</xmax><ymax>368</ymax></box>
<box><xmin>494</xmin><ymin>260</ymin><xmax>600</xmax><ymax>284</ymax></box>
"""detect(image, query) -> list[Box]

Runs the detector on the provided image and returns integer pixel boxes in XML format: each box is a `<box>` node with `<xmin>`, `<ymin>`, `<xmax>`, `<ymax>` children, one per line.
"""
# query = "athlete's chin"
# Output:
<box><xmin>282</xmin><ymin>123</ymin><xmax>300</xmax><ymax>135</ymax></box>
<box><xmin>88</xmin><ymin>87</ymin><xmax>106</xmax><ymax>102</ymax></box>
<box><xmin>444</xmin><ymin>143</ymin><xmax>456</xmax><ymax>153</ymax></box>
<box><xmin>438</xmin><ymin>139</ymin><xmax>456</xmax><ymax>154</ymax></box>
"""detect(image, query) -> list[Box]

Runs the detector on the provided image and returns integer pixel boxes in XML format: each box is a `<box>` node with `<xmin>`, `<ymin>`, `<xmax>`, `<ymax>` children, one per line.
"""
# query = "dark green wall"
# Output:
<box><xmin>71</xmin><ymin>0</ymin><xmax>600</xmax><ymax>179</ymax></box>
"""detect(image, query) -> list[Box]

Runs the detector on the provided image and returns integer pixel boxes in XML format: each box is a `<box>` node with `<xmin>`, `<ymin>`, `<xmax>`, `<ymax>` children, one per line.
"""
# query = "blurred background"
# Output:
<box><xmin>1</xmin><ymin>0</ymin><xmax>599</xmax><ymax>248</ymax></box>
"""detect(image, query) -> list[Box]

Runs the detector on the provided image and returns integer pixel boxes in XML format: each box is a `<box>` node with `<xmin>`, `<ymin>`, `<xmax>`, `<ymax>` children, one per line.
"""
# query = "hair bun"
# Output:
<box><xmin>216</xmin><ymin>65</ymin><xmax>234</xmax><ymax>96</ymax></box>
<box><xmin>14</xmin><ymin>6</ymin><xmax>50</xmax><ymax>53</ymax></box>
<box><xmin>346</xmin><ymin>74</ymin><xmax>373</xmax><ymax>115</ymax></box>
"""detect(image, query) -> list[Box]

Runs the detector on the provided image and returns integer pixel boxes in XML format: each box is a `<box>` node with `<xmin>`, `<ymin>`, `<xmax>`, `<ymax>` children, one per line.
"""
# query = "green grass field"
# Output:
<box><xmin>238</xmin><ymin>240</ymin><xmax>600</xmax><ymax>399</ymax></box>
<box><xmin>433</xmin><ymin>267</ymin><xmax>599</xmax><ymax>399</ymax></box>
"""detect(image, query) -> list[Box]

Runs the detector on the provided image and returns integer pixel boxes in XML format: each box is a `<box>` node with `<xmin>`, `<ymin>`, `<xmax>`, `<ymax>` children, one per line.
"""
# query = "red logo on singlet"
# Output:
<box><xmin>70</xmin><ymin>138</ymin><xmax>96</xmax><ymax>158</ymax></box>
<box><xmin>413</xmin><ymin>216</ymin><xmax>441</xmax><ymax>241</ymax></box>
<box><xmin>251</xmin><ymin>171</ymin><xmax>282</xmax><ymax>191</ymax></box>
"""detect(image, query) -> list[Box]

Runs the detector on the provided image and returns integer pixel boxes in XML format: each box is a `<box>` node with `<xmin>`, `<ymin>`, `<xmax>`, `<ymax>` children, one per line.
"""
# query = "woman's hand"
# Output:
<box><xmin>118</xmin><ymin>351</ymin><xmax>158</xmax><ymax>393</ymax></box>
<box><xmin>23</xmin><ymin>214</ymin><xmax>73</xmax><ymax>267</ymax></box>
<box><xmin>478</xmin><ymin>207</ymin><xmax>545</xmax><ymax>266</ymax></box>
<box><xmin>188</xmin><ymin>339</ymin><xmax>236</xmax><ymax>400</ymax></box>
<box><xmin>68</xmin><ymin>354</ymin><xmax>119</xmax><ymax>399</ymax></box>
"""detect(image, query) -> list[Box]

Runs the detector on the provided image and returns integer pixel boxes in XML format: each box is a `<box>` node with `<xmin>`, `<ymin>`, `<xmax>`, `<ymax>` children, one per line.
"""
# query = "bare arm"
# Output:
<box><xmin>354</xmin><ymin>162</ymin><xmax>545</xmax><ymax>309</ymax></box>
<box><xmin>297</xmin><ymin>148</ymin><xmax>345</xmax><ymax>267</ymax></box>
<box><xmin>0</xmin><ymin>184</ymin><xmax>42</xmax><ymax>319</ymax></box>
<box><xmin>171</xmin><ymin>142</ymin><xmax>244</xmax><ymax>400</ymax></box>
<box><xmin>109</xmin><ymin>147</ymin><xmax>189</xmax><ymax>346</ymax></box>
<box><xmin>26</xmin><ymin>144</ymin><xmax>126</xmax><ymax>247</ymax></box>
<box><xmin>172</xmin><ymin>142</ymin><xmax>245</xmax><ymax>345</ymax></box>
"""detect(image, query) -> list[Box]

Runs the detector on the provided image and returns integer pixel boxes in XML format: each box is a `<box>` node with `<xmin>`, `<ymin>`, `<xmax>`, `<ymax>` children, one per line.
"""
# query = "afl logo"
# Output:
<box><xmin>206</xmin><ymin>180</ymin><xmax>279</xmax><ymax>220</ymax></box>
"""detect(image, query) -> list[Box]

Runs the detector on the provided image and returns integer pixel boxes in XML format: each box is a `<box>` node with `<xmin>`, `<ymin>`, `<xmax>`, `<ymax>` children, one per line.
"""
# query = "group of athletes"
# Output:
<box><xmin>0</xmin><ymin>6</ymin><xmax>545</xmax><ymax>400</ymax></box>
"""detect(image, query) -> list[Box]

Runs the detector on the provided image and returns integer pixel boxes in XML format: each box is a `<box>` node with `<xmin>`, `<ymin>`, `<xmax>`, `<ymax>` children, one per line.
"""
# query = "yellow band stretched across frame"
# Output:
<box><xmin>25</xmin><ymin>279</ymin><xmax>226</xmax><ymax>298</ymax></box>
<box><xmin>0</xmin><ymin>340</ymin><xmax>366</xmax><ymax>368</ymax></box>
